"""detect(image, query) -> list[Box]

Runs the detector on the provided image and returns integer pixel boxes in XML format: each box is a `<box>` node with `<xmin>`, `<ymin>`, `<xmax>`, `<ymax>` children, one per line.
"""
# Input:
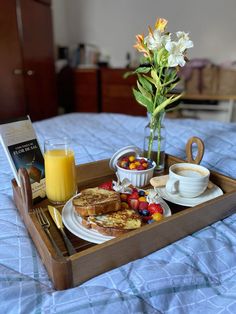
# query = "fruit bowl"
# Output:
<box><xmin>109</xmin><ymin>146</ymin><xmax>156</xmax><ymax>188</ymax></box>
<box><xmin>116</xmin><ymin>158</ymin><xmax>155</xmax><ymax>187</ymax></box>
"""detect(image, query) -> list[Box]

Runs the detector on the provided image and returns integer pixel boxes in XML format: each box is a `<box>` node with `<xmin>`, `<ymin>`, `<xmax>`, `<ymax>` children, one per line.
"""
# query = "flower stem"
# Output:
<box><xmin>157</xmin><ymin>116</ymin><xmax>162</xmax><ymax>167</ymax></box>
<box><xmin>147</xmin><ymin>113</ymin><xmax>164</xmax><ymax>169</ymax></box>
<box><xmin>147</xmin><ymin>117</ymin><xmax>156</xmax><ymax>159</ymax></box>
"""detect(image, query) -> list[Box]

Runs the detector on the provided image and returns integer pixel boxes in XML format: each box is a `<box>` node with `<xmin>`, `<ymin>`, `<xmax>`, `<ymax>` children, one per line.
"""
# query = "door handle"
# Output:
<box><xmin>13</xmin><ymin>69</ymin><xmax>23</xmax><ymax>75</ymax></box>
<box><xmin>26</xmin><ymin>70</ymin><xmax>35</xmax><ymax>76</ymax></box>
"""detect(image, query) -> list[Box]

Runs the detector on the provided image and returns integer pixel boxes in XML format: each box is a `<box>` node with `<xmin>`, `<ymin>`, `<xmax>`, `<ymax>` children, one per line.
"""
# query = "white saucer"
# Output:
<box><xmin>155</xmin><ymin>183</ymin><xmax>223</xmax><ymax>207</ymax></box>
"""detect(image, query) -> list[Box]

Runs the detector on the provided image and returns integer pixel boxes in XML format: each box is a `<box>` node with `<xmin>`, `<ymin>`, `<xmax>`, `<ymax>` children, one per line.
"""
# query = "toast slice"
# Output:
<box><xmin>81</xmin><ymin>208</ymin><xmax>142</xmax><ymax>237</ymax></box>
<box><xmin>73</xmin><ymin>187</ymin><xmax>121</xmax><ymax>217</ymax></box>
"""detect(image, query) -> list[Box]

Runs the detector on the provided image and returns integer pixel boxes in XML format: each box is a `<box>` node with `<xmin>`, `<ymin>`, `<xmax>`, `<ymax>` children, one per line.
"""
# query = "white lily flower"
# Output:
<box><xmin>176</xmin><ymin>31</ymin><xmax>194</xmax><ymax>49</ymax></box>
<box><xmin>165</xmin><ymin>41</ymin><xmax>186</xmax><ymax>67</ymax></box>
<box><xmin>145</xmin><ymin>29</ymin><xmax>162</xmax><ymax>50</ymax></box>
<box><xmin>161</xmin><ymin>33</ymin><xmax>172</xmax><ymax>46</ymax></box>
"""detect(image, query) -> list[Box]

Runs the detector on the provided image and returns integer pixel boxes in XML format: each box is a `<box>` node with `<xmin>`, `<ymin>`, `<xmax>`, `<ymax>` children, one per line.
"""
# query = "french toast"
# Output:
<box><xmin>81</xmin><ymin>208</ymin><xmax>142</xmax><ymax>236</ymax></box>
<box><xmin>72</xmin><ymin>187</ymin><xmax>121</xmax><ymax>217</ymax></box>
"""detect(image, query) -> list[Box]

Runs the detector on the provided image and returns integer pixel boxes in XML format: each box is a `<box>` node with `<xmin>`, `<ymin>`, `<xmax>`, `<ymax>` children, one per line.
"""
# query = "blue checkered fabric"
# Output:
<box><xmin>1</xmin><ymin>113</ymin><xmax>236</xmax><ymax>314</ymax></box>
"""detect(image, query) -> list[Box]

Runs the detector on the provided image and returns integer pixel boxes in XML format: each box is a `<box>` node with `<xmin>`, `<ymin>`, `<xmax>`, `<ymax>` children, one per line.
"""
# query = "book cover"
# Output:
<box><xmin>0</xmin><ymin>116</ymin><xmax>46</xmax><ymax>201</ymax></box>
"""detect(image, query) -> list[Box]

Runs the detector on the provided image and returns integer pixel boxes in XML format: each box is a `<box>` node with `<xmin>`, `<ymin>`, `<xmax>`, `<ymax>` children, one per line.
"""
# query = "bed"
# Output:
<box><xmin>1</xmin><ymin>112</ymin><xmax>236</xmax><ymax>313</ymax></box>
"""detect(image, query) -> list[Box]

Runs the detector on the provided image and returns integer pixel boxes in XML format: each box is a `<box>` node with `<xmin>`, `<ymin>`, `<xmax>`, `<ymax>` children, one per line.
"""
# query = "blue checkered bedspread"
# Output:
<box><xmin>1</xmin><ymin>113</ymin><xmax>236</xmax><ymax>314</ymax></box>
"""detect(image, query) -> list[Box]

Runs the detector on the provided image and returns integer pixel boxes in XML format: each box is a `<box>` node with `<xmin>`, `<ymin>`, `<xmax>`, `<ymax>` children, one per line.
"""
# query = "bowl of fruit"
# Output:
<box><xmin>109</xmin><ymin>146</ymin><xmax>156</xmax><ymax>188</ymax></box>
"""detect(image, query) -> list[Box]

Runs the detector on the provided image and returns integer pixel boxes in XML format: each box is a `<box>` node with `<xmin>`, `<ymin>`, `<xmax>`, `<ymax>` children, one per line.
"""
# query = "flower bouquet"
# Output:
<box><xmin>125</xmin><ymin>18</ymin><xmax>193</xmax><ymax>171</ymax></box>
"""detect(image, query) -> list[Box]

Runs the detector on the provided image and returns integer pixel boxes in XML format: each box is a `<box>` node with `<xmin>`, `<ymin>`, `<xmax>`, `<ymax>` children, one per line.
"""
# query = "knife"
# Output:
<box><xmin>48</xmin><ymin>205</ymin><xmax>76</xmax><ymax>255</ymax></box>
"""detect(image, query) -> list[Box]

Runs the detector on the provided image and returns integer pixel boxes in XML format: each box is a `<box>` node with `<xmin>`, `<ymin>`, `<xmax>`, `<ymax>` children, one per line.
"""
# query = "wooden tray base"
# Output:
<box><xmin>12</xmin><ymin>154</ymin><xmax>236</xmax><ymax>290</ymax></box>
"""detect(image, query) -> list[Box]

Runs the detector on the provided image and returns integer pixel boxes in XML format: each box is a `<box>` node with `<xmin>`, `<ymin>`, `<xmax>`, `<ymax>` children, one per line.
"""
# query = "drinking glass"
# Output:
<box><xmin>44</xmin><ymin>137</ymin><xmax>77</xmax><ymax>204</ymax></box>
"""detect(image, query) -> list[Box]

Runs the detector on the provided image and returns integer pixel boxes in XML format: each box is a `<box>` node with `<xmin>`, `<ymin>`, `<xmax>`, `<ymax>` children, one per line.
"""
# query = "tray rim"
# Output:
<box><xmin>12</xmin><ymin>153</ymin><xmax>236</xmax><ymax>290</ymax></box>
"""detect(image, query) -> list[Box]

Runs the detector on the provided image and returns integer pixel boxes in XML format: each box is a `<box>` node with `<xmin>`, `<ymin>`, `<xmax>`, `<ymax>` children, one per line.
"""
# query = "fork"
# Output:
<box><xmin>33</xmin><ymin>207</ymin><xmax>64</xmax><ymax>257</ymax></box>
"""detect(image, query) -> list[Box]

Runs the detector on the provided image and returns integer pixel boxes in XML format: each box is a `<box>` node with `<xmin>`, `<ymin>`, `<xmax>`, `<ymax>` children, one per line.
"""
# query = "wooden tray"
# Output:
<box><xmin>12</xmin><ymin>154</ymin><xmax>236</xmax><ymax>290</ymax></box>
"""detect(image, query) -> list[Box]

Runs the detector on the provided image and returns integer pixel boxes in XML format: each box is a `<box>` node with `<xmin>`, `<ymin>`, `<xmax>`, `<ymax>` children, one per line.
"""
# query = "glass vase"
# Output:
<box><xmin>143</xmin><ymin>112</ymin><xmax>166</xmax><ymax>173</ymax></box>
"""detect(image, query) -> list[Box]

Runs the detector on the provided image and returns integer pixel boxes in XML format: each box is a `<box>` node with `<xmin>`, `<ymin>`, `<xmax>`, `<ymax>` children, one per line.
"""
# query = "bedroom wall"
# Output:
<box><xmin>52</xmin><ymin>0</ymin><xmax>236</xmax><ymax>68</ymax></box>
<box><xmin>51</xmin><ymin>0</ymin><xmax>68</xmax><ymax>46</ymax></box>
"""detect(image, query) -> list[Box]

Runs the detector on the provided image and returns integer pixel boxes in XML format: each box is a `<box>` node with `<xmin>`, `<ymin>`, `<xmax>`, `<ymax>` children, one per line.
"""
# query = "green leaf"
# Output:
<box><xmin>132</xmin><ymin>88</ymin><xmax>154</xmax><ymax>112</ymax></box>
<box><xmin>153</xmin><ymin>93</ymin><xmax>183</xmax><ymax>117</ymax></box>
<box><xmin>143</xmin><ymin>74</ymin><xmax>156</xmax><ymax>86</ymax></box>
<box><xmin>123</xmin><ymin>71</ymin><xmax>136</xmax><ymax>79</ymax></box>
<box><xmin>137</xmin><ymin>80</ymin><xmax>152</xmax><ymax>101</ymax></box>
<box><xmin>138</xmin><ymin>75</ymin><xmax>153</xmax><ymax>94</ymax></box>
<box><xmin>156</xmin><ymin>47</ymin><xmax>165</xmax><ymax>64</ymax></box>
<box><xmin>165</xmin><ymin>81</ymin><xmax>180</xmax><ymax>93</ymax></box>
<box><xmin>153</xmin><ymin>50</ymin><xmax>159</xmax><ymax>66</ymax></box>
<box><xmin>151</xmin><ymin>69</ymin><xmax>161</xmax><ymax>89</ymax></box>
<box><xmin>135</xmin><ymin>67</ymin><xmax>151</xmax><ymax>74</ymax></box>
<box><xmin>156</xmin><ymin>95</ymin><xmax>167</xmax><ymax>106</ymax></box>
<box><xmin>165</xmin><ymin>103</ymin><xmax>180</xmax><ymax>112</ymax></box>
<box><xmin>123</xmin><ymin>66</ymin><xmax>151</xmax><ymax>79</ymax></box>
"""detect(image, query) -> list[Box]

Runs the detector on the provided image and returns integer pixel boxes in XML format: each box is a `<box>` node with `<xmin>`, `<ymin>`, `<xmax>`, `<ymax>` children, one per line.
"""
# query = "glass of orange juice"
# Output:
<box><xmin>44</xmin><ymin>138</ymin><xmax>77</xmax><ymax>204</ymax></box>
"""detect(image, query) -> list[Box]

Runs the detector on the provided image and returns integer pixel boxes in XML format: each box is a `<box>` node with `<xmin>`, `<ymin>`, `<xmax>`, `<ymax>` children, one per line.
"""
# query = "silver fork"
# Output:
<box><xmin>33</xmin><ymin>207</ymin><xmax>64</xmax><ymax>257</ymax></box>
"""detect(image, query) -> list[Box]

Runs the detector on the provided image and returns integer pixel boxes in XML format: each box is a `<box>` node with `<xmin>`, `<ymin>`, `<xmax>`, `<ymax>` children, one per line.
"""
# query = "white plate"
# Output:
<box><xmin>155</xmin><ymin>183</ymin><xmax>223</xmax><ymax>207</ymax></box>
<box><xmin>62</xmin><ymin>194</ymin><xmax>114</xmax><ymax>244</ymax></box>
<box><xmin>62</xmin><ymin>193</ymin><xmax>172</xmax><ymax>244</ymax></box>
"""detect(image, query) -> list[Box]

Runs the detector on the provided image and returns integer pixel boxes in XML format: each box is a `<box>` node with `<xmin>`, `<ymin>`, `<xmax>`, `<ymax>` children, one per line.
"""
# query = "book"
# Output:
<box><xmin>0</xmin><ymin>116</ymin><xmax>46</xmax><ymax>201</ymax></box>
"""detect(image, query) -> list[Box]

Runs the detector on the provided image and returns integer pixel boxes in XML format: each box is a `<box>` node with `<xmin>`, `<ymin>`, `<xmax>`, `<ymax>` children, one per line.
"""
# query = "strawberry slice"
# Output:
<box><xmin>98</xmin><ymin>181</ymin><xmax>113</xmax><ymax>191</ymax></box>
<box><xmin>128</xmin><ymin>191</ymin><xmax>139</xmax><ymax>199</ymax></box>
<box><xmin>138</xmin><ymin>201</ymin><xmax>149</xmax><ymax>210</ymax></box>
<box><xmin>148</xmin><ymin>203</ymin><xmax>163</xmax><ymax>215</ymax></box>
<box><xmin>128</xmin><ymin>198</ymin><xmax>139</xmax><ymax>210</ymax></box>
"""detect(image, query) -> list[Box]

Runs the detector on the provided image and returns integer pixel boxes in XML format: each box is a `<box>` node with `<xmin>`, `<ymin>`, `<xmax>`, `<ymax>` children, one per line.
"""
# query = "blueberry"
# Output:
<box><xmin>139</xmin><ymin>209</ymin><xmax>150</xmax><ymax>216</ymax></box>
<box><xmin>148</xmin><ymin>161</ymin><xmax>153</xmax><ymax>168</ymax></box>
<box><xmin>138</xmin><ymin>190</ymin><xmax>145</xmax><ymax>197</ymax></box>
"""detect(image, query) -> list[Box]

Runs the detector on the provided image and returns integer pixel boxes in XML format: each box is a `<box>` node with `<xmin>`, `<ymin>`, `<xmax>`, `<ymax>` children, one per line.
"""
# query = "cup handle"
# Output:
<box><xmin>166</xmin><ymin>178</ymin><xmax>179</xmax><ymax>194</ymax></box>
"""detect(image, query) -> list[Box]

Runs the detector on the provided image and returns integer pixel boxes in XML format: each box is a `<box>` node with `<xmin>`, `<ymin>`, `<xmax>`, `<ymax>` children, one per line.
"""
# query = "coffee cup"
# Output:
<box><xmin>166</xmin><ymin>163</ymin><xmax>210</xmax><ymax>198</ymax></box>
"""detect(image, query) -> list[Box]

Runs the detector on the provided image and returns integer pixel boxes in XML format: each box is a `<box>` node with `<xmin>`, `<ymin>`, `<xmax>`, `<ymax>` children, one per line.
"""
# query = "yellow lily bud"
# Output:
<box><xmin>155</xmin><ymin>18</ymin><xmax>168</xmax><ymax>32</ymax></box>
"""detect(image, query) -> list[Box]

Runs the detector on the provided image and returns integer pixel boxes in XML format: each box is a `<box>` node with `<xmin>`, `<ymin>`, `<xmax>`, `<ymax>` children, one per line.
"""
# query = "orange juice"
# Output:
<box><xmin>44</xmin><ymin>149</ymin><xmax>76</xmax><ymax>203</ymax></box>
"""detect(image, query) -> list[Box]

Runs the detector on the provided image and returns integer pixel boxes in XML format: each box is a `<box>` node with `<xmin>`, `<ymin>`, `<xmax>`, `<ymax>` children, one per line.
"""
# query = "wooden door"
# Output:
<box><xmin>20</xmin><ymin>0</ymin><xmax>57</xmax><ymax>121</ymax></box>
<box><xmin>0</xmin><ymin>0</ymin><xmax>26</xmax><ymax>121</ymax></box>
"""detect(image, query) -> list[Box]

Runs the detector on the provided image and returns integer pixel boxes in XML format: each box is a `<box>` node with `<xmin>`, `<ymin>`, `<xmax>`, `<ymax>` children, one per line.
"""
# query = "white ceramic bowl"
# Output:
<box><xmin>116</xmin><ymin>158</ymin><xmax>156</xmax><ymax>188</ymax></box>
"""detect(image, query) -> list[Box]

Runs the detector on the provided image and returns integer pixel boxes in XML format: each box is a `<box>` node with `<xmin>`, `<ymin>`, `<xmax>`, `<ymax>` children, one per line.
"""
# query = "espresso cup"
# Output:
<box><xmin>166</xmin><ymin>163</ymin><xmax>210</xmax><ymax>198</ymax></box>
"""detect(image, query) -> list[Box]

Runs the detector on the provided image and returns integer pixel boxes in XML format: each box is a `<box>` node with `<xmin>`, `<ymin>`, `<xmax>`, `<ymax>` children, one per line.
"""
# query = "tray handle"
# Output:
<box><xmin>186</xmin><ymin>136</ymin><xmax>204</xmax><ymax>165</ymax></box>
<box><xmin>18</xmin><ymin>168</ymin><xmax>33</xmax><ymax>210</ymax></box>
